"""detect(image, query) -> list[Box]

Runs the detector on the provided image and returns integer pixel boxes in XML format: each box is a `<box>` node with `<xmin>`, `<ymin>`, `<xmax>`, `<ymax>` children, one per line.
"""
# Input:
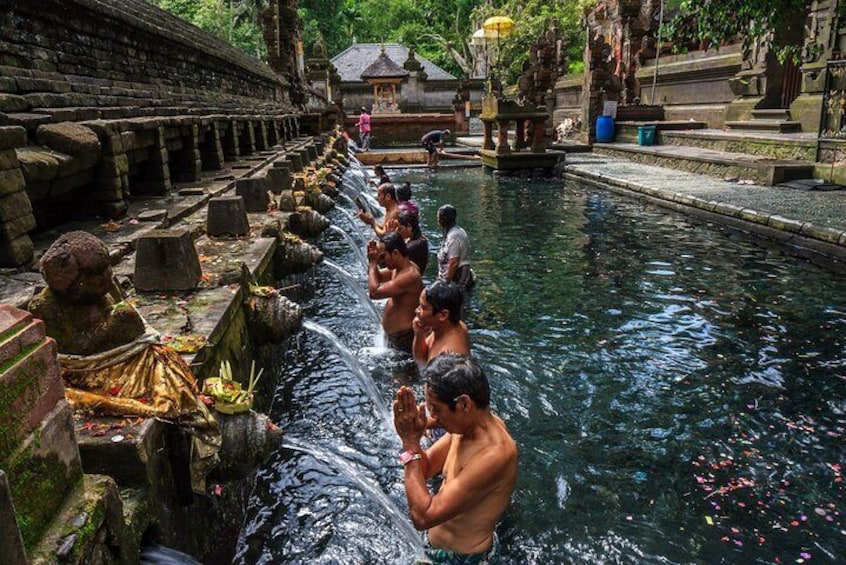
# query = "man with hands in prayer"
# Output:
<box><xmin>393</xmin><ymin>354</ymin><xmax>518</xmax><ymax>564</ymax></box>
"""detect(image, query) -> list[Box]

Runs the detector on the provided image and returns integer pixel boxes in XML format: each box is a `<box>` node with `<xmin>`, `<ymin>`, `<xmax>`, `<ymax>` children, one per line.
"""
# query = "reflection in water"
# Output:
<box><xmin>238</xmin><ymin>168</ymin><xmax>846</xmax><ymax>564</ymax></box>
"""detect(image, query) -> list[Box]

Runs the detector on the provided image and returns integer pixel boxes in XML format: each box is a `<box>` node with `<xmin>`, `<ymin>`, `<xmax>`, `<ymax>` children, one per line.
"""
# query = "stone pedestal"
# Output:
<box><xmin>0</xmin><ymin>306</ymin><xmax>83</xmax><ymax>554</ymax></box>
<box><xmin>235</xmin><ymin>177</ymin><xmax>271</xmax><ymax>212</ymax></box>
<box><xmin>207</xmin><ymin>196</ymin><xmax>250</xmax><ymax>237</ymax></box>
<box><xmin>134</xmin><ymin>229</ymin><xmax>202</xmax><ymax>291</ymax></box>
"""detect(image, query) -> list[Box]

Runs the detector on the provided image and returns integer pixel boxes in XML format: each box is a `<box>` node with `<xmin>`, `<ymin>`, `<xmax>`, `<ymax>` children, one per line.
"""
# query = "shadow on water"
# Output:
<box><xmin>239</xmin><ymin>166</ymin><xmax>846</xmax><ymax>564</ymax></box>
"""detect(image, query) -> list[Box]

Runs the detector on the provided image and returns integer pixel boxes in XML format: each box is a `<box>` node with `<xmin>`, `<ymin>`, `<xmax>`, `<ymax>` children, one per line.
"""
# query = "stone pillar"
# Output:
<box><xmin>496</xmin><ymin>119</ymin><xmax>511</xmax><ymax>155</ymax></box>
<box><xmin>86</xmin><ymin>122</ymin><xmax>130</xmax><ymax>218</ymax></box>
<box><xmin>254</xmin><ymin>121</ymin><xmax>269</xmax><ymax>151</ymax></box>
<box><xmin>172</xmin><ymin>122</ymin><xmax>201</xmax><ymax>182</ymax></box>
<box><xmin>222</xmin><ymin>121</ymin><xmax>240</xmax><ymax>160</ymax></box>
<box><xmin>792</xmin><ymin>0</ymin><xmax>838</xmax><ymax>132</ymax></box>
<box><xmin>531</xmin><ymin>117</ymin><xmax>547</xmax><ymax>153</ymax></box>
<box><xmin>482</xmin><ymin>121</ymin><xmax>495</xmax><ymax>150</ymax></box>
<box><xmin>199</xmin><ymin>121</ymin><xmax>225</xmax><ymax>170</ymax></box>
<box><xmin>134</xmin><ymin>229</ymin><xmax>202</xmax><ymax>291</ymax></box>
<box><xmin>0</xmin><ymin>126</ymin><xmax>35</xmax><ymax>268</ymax></box>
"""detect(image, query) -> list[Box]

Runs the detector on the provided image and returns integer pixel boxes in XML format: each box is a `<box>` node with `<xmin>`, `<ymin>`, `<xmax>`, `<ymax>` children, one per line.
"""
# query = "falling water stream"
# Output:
<box><xmin>237</xmin><ymin>166</ymin><xmax>846</xmax><ymax>564</ymax></box>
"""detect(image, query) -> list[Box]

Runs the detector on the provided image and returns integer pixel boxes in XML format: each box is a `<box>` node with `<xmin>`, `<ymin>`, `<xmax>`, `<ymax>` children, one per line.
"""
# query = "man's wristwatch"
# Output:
<box><xmin>399</xmin><ymin>449</ymin><xmax>422</xmax><ymax>466</ymax></box>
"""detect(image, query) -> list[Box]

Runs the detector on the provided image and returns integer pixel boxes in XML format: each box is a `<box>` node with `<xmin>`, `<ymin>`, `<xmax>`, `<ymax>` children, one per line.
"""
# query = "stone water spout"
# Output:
<box><xmin>288</xmin><ymin>207</ymin><xmax>331</xmax><ymax>238</ymax></box>
<box><xmin>302</xmin><ymin>190</ymin><xmax>335</xmax><ymax>213</ymax></box>
<box><xmin>214</xmin><ymin>411</ymin><xmax>284</xmax><ymax>480</ymax></box>
<box><xmin>243</xmin><ymin>279</ymin><xmax>303</xmax><ymax>346</ymax></box>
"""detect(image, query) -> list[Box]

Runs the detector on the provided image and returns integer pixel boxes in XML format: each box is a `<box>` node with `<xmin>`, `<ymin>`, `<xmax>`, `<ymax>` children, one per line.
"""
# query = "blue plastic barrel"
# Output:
<box><xmin>596</xmin><ymin>115</ymin><xmax>614</xmax><ymax>143</ymax></box>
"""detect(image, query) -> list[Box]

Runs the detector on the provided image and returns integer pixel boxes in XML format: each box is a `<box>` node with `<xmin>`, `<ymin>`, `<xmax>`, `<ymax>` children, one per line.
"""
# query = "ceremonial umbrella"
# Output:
<box><xmin>482</xmin><ymin>16</ymin><xmax>515</xmax><ymax>36</ymax></box>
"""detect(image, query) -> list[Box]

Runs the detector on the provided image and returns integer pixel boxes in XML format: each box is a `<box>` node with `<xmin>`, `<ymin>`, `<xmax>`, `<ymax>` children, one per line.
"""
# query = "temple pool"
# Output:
<box><xmin>236</xmin><ymin>166</ymin><xmax>846</xmax><ymax>564</ymax></box>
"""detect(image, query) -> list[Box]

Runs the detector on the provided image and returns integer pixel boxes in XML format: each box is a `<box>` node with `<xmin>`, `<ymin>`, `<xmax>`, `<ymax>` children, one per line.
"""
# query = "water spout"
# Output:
<box><xmin>302</xmin><ymin>319</ymin><xmax>392</xmax><ymax>429</ymax></box>
<box><xmin>323</xmin><ymin>259</ymin><xmax>382</xmax><ymax>325</ymax></box>
<box><xmin>335</xmin><ymin>202</ymin><xmax>367</xmax><ymax>241</ymax></box>
<box><xmin>327</xmin><ymin>225</ymin><xmax>368</xmax><ymax>272</ymax></box>
<box><xmin>282</xmin><ymin>436</ymin><xmax>424</xmax><ymax>555</ymax></box>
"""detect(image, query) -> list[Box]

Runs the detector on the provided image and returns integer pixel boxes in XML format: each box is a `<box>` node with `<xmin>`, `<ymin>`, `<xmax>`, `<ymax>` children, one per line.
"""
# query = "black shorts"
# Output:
<box><xmin>423</xmin><ymin>141</ymin><xmax>437</xmax><ymax>155</ymax></box>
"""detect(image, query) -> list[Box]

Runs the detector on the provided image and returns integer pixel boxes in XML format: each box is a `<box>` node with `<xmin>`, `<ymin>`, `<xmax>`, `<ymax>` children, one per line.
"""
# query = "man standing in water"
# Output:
<box><xmin>358</xmin><ymin>183</ymin><xmax>401</xmax><ymax>237</ymax></box>
<box><xmin>394</xmin><ymin>354</ymin><xmax>518</xmax><ymax>563</ymax></box>
<box><xmin>368</xmin><ymin>232</ymin><xmax>424</xmax><ymax>353</ymax></box>
<box><xmin>412</xmin><ymin>281</ymin><xmax>470</xmax><ymax>365</ymax></box>
<box><xmin>436</xmin><ymin>205</ymin><xmax>474</xmax><ymax>292</ymax></box>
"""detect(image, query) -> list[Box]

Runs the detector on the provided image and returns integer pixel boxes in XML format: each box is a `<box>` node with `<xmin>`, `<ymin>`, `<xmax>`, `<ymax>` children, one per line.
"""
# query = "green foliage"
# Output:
<box><xmin>151</xmin><ymin>0</ymin><xmax>267</xmax><ymax>59</ymax></box>
<box><xmin>664</xmin><ymin>0</ymin><xmax>808</xmax><ymax>60</ymax></box>
<box><xmin>470</xmin><ymin>0</ymin><xmax>589</xmax><ymax>84</ymax></box>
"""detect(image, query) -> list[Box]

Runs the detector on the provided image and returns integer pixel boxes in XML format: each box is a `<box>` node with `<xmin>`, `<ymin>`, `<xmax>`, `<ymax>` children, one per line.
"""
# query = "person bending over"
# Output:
<box><xmin>393</xmin><ymin>354</ymin><xmax>518</xmax><ymax>563</ymax></box>
<box><xmin>367</xmin><ymin>232</ymin><xmax>424</xmax><ymax>353</ymax></box>
<box><xmin>412</xmin><ymin>281</ymin><xmax>469</xmax><ymax>365</ymax></box>
<box><xmin>421</xmin><ymin>129</ymin><xmax>450</xmax><ymax>168</ymax></box>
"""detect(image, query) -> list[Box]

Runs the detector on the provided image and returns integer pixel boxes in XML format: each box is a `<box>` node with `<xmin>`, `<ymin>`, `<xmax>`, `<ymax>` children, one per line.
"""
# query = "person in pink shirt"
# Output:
<box><xmin>356</xmin><ymin>106</ymin><xmax>372</xmax><ymax>151</ymax></box>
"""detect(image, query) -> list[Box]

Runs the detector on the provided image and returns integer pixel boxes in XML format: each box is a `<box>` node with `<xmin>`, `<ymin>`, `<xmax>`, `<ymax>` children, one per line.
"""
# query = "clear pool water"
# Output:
<box><xmin>236</xmin><ymin>167</ymin><xmax>846</xmax><ymax>564</ymax></box>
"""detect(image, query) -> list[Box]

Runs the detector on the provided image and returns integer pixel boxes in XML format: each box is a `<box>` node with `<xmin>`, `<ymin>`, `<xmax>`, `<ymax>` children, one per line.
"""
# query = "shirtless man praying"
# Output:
<box><xmin>412</xmin><ymin>280</ymin><xmax>470</xmax><ymax>365</ymax></box>
<box><xmin>367</xmin><ymin>232</ymin><xmax>424</xmax><ymax>353</ymax></box>
<box><xmin>393</xmin><ymin>354</ymin><xmax>518</xmax><ymax>563</ymax></box>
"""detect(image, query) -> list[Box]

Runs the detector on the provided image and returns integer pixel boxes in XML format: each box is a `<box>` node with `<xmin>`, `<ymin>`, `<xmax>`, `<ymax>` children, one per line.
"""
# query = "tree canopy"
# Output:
<box><xmin>664</xmin><ymin>0</ymin><xmax>809</xmax><ymax>61</ymax></box>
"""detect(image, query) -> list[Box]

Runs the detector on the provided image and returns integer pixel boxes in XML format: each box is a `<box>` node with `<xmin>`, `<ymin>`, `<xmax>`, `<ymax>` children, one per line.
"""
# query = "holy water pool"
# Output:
<box><xmin>236</xmin><ymin>166</ymin><xmax>846</xmax><ymax>564</ymax></box>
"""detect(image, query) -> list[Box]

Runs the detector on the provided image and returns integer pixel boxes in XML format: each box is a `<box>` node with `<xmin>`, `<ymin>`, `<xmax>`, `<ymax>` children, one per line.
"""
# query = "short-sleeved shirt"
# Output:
<box><xmin>437</xmin><ymin>226</ymin><xmax>470</xmax><ymax>281</ymax></box>
<box><xmin>421</xmin><ymin>130</ymin><xmax>445</xmax><ymax>145</ymax></box>
<box><xmin>357</xmin><ymin>113</ymin><xmax>371</xmax><ymax>133</ymax></box>
<box><xmin>406</xmin><ymin>236</ymin><xmax>429</xmax><ymax>275</ymax></box>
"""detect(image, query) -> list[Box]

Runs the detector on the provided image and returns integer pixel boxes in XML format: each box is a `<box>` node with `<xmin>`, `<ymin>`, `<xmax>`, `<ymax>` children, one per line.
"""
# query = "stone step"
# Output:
<box><xmin>29</xmin><ymin>474</ymin><xmax>135</xmax><ymax>564</ymax></box>
<box><xmin>725</xmin><ymin>120</ymin><xmax>803</xmax><ymax>133</ymax></box>
<box><xmin>752</xmin><ymin>108</ymin><xmax>791</xmax><ymax>120</ymax></box>
<box><xmin>593</xmin><ymin>142</ymin><xmax>815</xmax><ymax>185</ymax></box>
<box><xmin>660</xmin><ymin>129</ymin><xmax>817</xmax><ymax>162</ymax></box>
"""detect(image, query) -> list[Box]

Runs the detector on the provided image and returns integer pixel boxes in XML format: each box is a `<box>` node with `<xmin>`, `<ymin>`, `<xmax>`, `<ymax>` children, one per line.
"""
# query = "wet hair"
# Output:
<box><xmin>380</xmin><ymin>231</ymin><xmax>408</xmax><ymax>256</ymax></box>
<box><xmin>396</xmin><ymin>181</ymin><xmax>412</xmax><ymax>202</ymax></box>
<box><xmin>425</xmin><ymin>280</ymin><xmax>462</xmax><ymax>324</ymax></box>
<box><xmin>443</xmin><ymin>129</ymin><xmax>451</xmax><ymax>137</ymax></box>
<box><xmin>374</xmin><ymin>165</ymin><xmax>385</xmax><ymax>175</ymax></box>
<box><xmin>378</xmin><ymin>183</ymin><xmax>396</xmax><ymax>201</ymax></box>
<box><xmin>437</xmin><ymin>204</ymin><xmax>457</xmax><ymax>229</ymax></box>
<box><xmin>425</xmin><ymin>353</ymin><xmax>489</xmax><ymax>410</ymax></box>
<box><xmin>397</xmin><ymin>210</ymin><xmax>422</xmax><ymax>239</ymax></box>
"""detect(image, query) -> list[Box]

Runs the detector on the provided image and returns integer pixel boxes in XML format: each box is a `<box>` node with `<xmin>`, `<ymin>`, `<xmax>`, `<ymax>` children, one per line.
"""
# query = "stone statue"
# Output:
<box><xmin>29</xmin><ymin>231</ymin><xmax>144</xmax><ymax>354</ymax></box>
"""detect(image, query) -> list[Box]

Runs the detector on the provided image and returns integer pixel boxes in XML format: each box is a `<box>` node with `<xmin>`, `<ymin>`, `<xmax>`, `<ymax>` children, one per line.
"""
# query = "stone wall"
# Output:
<box><xmin>0</xmin><ymin>0</ymin><xmax>304</xmax><ymax>269</ymax></box>
<box><xmin>636</xmin><ymin>44</ymin><xmax>743</xmax><ymax>127</ymax></box>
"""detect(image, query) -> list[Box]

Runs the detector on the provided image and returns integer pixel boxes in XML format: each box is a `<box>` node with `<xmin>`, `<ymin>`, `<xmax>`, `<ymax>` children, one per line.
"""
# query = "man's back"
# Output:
<box><xmin>427</xmin><ymin>414</ymin><xmax>518</xmax><ymax>554</ymax></box>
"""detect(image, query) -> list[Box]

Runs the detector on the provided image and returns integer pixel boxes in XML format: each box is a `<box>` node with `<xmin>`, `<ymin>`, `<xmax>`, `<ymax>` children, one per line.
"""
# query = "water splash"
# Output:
<box><xmin>282</xmin><ymin>436</ymin><xmax>424</xmax><ymax>555</ymax></box>
<box><xmin>323</xmin><ymin>259</ymin><xmax>382</xmax><ymax>325</ymax></box>
<box><xmin>327</xmin><ymin>225</ymin><xmax>368</xmax><ymax>272</ymax></box>
<box><xmin>302</xmin><ymin>318</ymin><xmax>392</xmax><ymax>429</ymax></box>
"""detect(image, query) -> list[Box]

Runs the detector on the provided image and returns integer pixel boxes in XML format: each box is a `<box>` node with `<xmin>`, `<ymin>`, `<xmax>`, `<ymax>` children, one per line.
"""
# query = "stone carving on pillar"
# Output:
<box><xmin>516</xmin><ymin>24</ymin><xmax>566</xmax><ymax>109</ymax></box>
<box><xmin>262</xmin><ymin>0</ymin><xmax>307</xmax><ymax>108</ymax></box>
